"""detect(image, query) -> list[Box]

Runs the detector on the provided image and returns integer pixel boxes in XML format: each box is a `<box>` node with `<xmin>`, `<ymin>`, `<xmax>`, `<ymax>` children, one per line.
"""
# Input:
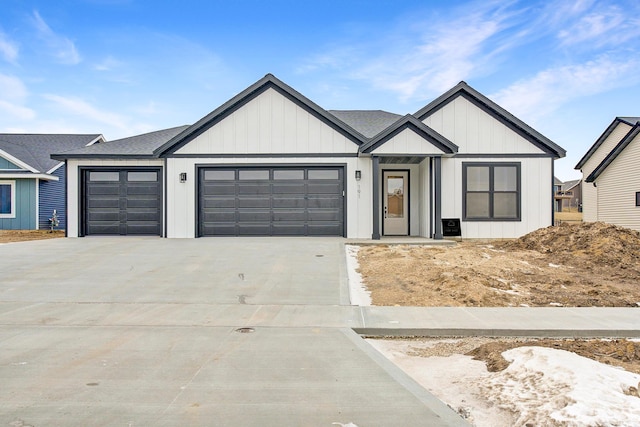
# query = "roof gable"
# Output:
<box><xmin>575</xmin><ymin>117</ymin><xmax>639</xmax><ymax>170</ymax></box>
<box><xmin>586</xmin><ymin>123</ymin><xmax>640</xmax><ymax>182</ymax></box>
<box><xmin>360</xmin><ymin>115</ymin><xmax>458</xmax><ymax>154</ymax></box>
<box><xmin>415</xmin><ymin>82</ymin><xmax>565</xmax><ymax>158</ymax></box>
<box><xmin>155</xmin><ymin>74</ymin><xmax>366</xmax><ymax>157</ymax></box>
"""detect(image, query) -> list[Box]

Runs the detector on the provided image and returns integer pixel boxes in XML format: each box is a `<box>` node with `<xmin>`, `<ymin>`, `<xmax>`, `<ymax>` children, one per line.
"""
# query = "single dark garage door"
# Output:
<box><xmin>83</xmin><ymin>168</ymin><xmax>162</xmax><ymax>235</ymax></box>
<box><xmin>199</xmin><ymin>166</ymin><xmax>345</xmax><ymax>236</ymax></box>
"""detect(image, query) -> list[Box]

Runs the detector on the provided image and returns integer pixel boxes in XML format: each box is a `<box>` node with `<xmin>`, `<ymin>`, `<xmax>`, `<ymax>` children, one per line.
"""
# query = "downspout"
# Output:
<box><xmin>372</xmin><ymin>155</ymin><xmax>380</xmax><ymax>240</ymax></box>
<box><xmin>433</xmin><ymin>156</ymin><xmax>443</xmax><ymax>239</ymax></box>
<box><xmin>551</xmin><ymin>159</ymin><xmax>555</xmax><ymax>226</ymax></box>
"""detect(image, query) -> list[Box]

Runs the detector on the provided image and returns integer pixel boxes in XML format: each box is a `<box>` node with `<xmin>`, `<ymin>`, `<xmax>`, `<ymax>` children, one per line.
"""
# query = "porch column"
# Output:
<box><xmin>372</xmin><ymin>155</ymin><xmax>381</xmax><ymax>240</ymax></box>
<box><xmin>433</xmin><ymin>156</ymin><xmax>443</xmax><ymax>240</ymax></box>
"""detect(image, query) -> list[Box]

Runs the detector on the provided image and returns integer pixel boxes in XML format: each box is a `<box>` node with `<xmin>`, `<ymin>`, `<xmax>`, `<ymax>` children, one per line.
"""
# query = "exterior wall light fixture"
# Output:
<box><xmin>179</xmin><ymin>172</ymin><xmax>187</xmax><ymax>183</ymax></box>
<box><xmin>355</xmin><ymin>170</ymin><xmax>361</xmax><ymax>181</ymax></box>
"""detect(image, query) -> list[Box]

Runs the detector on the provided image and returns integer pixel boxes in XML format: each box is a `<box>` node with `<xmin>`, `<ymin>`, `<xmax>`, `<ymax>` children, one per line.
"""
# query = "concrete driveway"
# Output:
<box><xmin>0</xmin><ymin>237</ymin><xmax>467</xmax><ymax>427</ymax></box>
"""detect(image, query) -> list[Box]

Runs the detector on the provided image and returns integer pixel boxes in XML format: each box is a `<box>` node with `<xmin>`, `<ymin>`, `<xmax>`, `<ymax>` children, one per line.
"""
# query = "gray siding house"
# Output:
<box><xmin>53</xmin><ymin>74</ymin><xmax>565</xmax><ymax>239</ymax></box>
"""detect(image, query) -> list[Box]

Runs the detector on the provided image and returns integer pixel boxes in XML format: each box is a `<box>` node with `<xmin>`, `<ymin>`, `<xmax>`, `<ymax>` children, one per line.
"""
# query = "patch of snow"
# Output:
<box><xmin>549</xmin><ymin>263</ymin><xmax>561</xmax><ymax>268</ymax></box>
<box><xmin>483</xmin><ymin>346</ymin><xmax>640</xmax><ymax>426</ymax></box>
<box><xmin>549</xmin><ymin>302</ymin><xmax>564</xmax><ymax>307</ymax></box>
<box><xmin>481</xmin><ymin>252</ymin><xmax>492</xmax><ymax>259</ymax></box>
<box><xmin>345</xmin><ymin>245</ymin><xmax>371</xmax><ymax>306</ymax></box>
<box><xmin>368</xmin><ymin>339</ymin><xmax>640</xmax><ymax>427</ymax></box>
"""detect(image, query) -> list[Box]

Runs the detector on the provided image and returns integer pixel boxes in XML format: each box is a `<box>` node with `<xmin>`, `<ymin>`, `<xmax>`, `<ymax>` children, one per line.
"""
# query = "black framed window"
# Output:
<box><xmin>636</xmin><ymin>192</ymin><xmax>640</xmax><ymax>207</ymax></box>
<box><xmin>463</xmin><ymin>163</ymin><xmax>520</xmax><ymax>221</ymax></box>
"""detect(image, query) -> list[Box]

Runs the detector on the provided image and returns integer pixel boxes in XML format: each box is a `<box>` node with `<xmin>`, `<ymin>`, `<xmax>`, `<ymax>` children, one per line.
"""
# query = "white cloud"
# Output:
<box><xmin>31</xmin><ymin>10</ymin><xmax>81</xmax><ymax>65</ymax></box>
<box><xmin>0</xmin><ymin>73</ymin><xmax>35</xmax><ymax>120</ymax></box>
<box><xmin>43</xmin><ymin>94</ymin><xmax>129</xmax><ymax>131</ymax></box>
<box><xmin>93</xmin><ymin>55</ymin><xmax>122</xmax><ymax>71</ymax></box>
<box><xmin>490</xmin><ymin>55</ymin><xmax>640</xmax><ymax>123</ymax></box>
<box><xmin>0</xmin><ymin>31</ymin><xmax>18</xmax><ymax>63</ymax></box>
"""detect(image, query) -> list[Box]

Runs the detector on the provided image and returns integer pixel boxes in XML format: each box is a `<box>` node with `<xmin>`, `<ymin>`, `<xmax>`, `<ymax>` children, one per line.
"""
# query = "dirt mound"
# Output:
<box><xmin>499</xmin><ymin>222</ymin><xmax>640</xmax><ymax>271</ymax></box>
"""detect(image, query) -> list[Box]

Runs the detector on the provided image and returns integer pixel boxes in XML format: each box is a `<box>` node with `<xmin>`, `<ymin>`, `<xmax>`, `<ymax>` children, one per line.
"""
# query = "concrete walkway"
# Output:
<box><xmin>1</xmin><ymin>237</ymin><xmax>638</xmax><ymax>426</ymax></box>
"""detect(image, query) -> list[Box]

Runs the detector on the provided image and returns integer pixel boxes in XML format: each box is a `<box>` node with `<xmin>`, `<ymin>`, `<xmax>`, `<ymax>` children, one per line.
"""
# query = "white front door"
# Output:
<box><xmin>383</xmin><ymin>170</ymin><xmax>408</xmax><ymax>235</ymax></box>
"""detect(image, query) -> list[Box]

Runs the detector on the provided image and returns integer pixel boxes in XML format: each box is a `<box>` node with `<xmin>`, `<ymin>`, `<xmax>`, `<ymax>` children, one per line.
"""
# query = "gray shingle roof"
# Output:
<box><xmin>0</xmin><ymin>134</ymin><xmax>102</xmax><ymax>173</ymax></box>
<box><xmin>618</xmin><ymin>117</ymin><xmax>640</xmax><ymax>125</ymax></box>
<box><xmin>53</xmin><ymin>126</ymin><xmax>190</xmax><ymax>159</ymax></box>
<box><xmin>328</xmin><ymin>110</ymin><xmax>403</xmax><ymax>138</ymax></box>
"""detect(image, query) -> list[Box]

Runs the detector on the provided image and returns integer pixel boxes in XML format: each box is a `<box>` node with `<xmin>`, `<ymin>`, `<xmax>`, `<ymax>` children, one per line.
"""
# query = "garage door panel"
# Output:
<box><xmin>272</xmin><ymin>183</ymin><xmax>306</xmax><ymax>194</ymax></box>
<box><xmin>308</xmin><ymin>210</ymin><xmax>342</xmax><ymax>221</ymax></box>
<box><xmin>237</xmin><ymin>210</ymin><xmax>271</xmax><ymax>222</ymax></box>
<box><xmin>272</xmin><ymin>196</ymin><xmax>305</xmax><ymax>208</ymax></box>
<box><xmin>237</xmin><ymin>183</ymin><xmax>271</xmax><ymax>195</ymax></box>
<box><xmin>238</xmin><ymin>224</ymin><xmax>271</xmax><ymax>235</ymax></box>
<box><xmin>237</xmin><ymin>197</ymin><xmax>271</xmax><ymax>208</ymax></box>
<box><xmin>202</xmin><ymin>197</ymin><xmax>235</xmax><ymax>208</ymax></box>
<box><xmin>308</xmin><ymin>224</ymin><xmax>342</xmax><ymax>235</ymax></box>
<box><xmin>203</xmin><ymin>183</ymin><xmax>236</xmax><ymax>196</ymax></box>
<box><xmin>199</xmin><ymin>166</ymin><xmax>344</xmax><ymax>237</ymax></box>
<box><xmin>202</xmin><ymin>211</ymin><xmax>236</xmax><ymax>222</ymax></box>
<box><xmin>273</xmin><ymin>210</ymin><xmax>306</xmax><ymax>221</ymax></box>
<box><xmin>84</xmin><ymin>168</ymin><xmax>161</xmax><ymax>236</ymax></box>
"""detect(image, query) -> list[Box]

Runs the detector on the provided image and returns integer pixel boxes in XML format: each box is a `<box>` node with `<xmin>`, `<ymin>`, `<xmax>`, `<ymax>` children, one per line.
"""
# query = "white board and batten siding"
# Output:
<box><xmin>370</xmin><ymin>128</ymin><xmax>446</xmax><ymax>156</ymax></box>
<box><xmin>580</xmin><ymin>122</ymin><xmax>633</xmax><ymax>223</ymax></box>
<box><xmin>66</xmin><ymin>159</ymin><xmax>164</xmax><ymax>237</ymax></box>
<box><xmin>593</xmin><ymin>133</ymin><xmax>640</xmax><ymax>231</ymax></box>
<box><xmin>422</xmin><ymin>96</ymin><xmax>546</xmax><ymax>155</ymax></box>
<box><xmin>175</xmin><ymin>88</ymin><xmax>358</xmax><ymax>155</ymax></box>
<box><xmin>440</xmin><ymin>157</ymin><xmax>553</xmax><ymax>239</ymax></box>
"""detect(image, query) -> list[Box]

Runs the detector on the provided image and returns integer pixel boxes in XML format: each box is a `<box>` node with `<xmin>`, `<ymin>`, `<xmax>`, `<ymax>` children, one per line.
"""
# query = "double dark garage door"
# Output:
<box><xmin>82</xmin><ymin>166</ymin><xmax>345</xmax><ymax>237</ymax></box>
<box><xmin>198</xmin><ymin>166</ymin><xmax>345</xmax><ymax>236</ymax></box>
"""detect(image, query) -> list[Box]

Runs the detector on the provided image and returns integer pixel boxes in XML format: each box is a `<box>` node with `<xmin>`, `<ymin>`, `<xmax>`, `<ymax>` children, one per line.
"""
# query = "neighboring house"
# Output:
<box><xmin>553</xmin><ymin>178</ymin><xmax>582</xmax><ymax>212</ymax></box>
<box><xmin>561</xmin><ymin>179</ymin><xmax>581</xmax><ymax>211</ymax></box>
<box><xmin>575</xmin><ymin>116</ymin><xmax>640</xmax><ymax>231</ymax></box>
<box><xmin>53</xmin><ymin>74</ymin><xmax>565</xmax><ymax>239</ymax></box>
<box><xmin>0</xmin><ymin>134</ymin><xmax>103</xmax><ymax>230</ymax></box>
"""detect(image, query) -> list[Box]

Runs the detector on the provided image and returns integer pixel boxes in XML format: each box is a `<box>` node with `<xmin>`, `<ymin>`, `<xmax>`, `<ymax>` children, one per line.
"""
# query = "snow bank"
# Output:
<box><xmin>481</xmin><ymin>346</ymin><xmax>640</xmax><ymax>426</ymax></box>
<box><xmin>345</xmin><ymin>245</ymin><xmax>371</xmax><ymax>306</ymax></box>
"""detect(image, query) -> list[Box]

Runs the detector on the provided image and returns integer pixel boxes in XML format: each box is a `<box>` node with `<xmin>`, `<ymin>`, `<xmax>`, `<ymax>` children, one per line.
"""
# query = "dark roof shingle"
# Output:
<box><xmin>0</xmin><ymin>134</ymin><xmax>102</xmax><ymax>172</ymax></box>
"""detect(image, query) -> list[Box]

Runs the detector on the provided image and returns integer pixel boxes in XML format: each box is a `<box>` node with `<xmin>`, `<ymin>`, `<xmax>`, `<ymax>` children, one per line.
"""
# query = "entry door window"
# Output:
<box><xmin>383</xmin><ymin>171</ymin><xmax>409</xmax><ymax>235</ymax></box>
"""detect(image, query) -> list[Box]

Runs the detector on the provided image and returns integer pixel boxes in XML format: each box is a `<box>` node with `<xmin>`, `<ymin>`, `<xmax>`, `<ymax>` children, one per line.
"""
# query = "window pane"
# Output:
<box><xmin>239</xmin><ymin>170</ymin><xmax>269</xmax><ymax>180</ymax></box>
<box><xmin>89</xmin><ymin>171</ymin><xmax>119</xmax><ymax>181</ymax></box>
<box><xmin>494</xmin><ymin>193</ymin><xmax>518</xmax><ymax>218</ymax></box>
<box><xmin>274</xmin><ymin>170</ymin><xmax>304</xmax><ymax>180</ymax></box>
<box><xmin>308</xmin><ymin>170</ymin><xmax>339</xmax><ymax>180</ymax></box>
<box><xmin>127</xmin><ymin>171</ymin><xmax>157</xmax><ymax>182</ymax></box>
<box><xmin>387</xmin><ymin>176</ymin><xmax>404</xmax><ymax>218</ymax></box>
<box><xmin>204</xmin><ymin>170</ymin><xmax>235</xmax><ymax>180</ymax></box>
<box><xmin>0</xmin><ymin>184</ymin><xmax>11</xmax><ymax>214</ymax></box>
<box><xmin>466</xmin><ymin>166</ymin><xmax>489</xmax><ymax>191</ymax></box>
<box><xmin>636</xmin><ymin>192</ymin><xmax>640</xmax><ymax>207</ymax></box>
<box><xmin>466</xmin><ymin>193</ymin><xmax>490</xmax><ymax>218</ymax></box>
<box><xmin>494</xmin><ymin>166</ymin><xmax>517</xmax><ymax>191</ymax></box>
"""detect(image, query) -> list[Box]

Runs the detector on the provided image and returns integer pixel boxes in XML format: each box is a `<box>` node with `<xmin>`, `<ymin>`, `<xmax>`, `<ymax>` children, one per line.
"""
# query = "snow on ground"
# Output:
<box><xmin>345</xmin><ymin>245</ymin><xmax>370</xmax><ymax>306</ymax></box>
<box><xmin>368</xmin><ymin>339</ymin><xmax>640</xmax><ymax>427</ymax></box>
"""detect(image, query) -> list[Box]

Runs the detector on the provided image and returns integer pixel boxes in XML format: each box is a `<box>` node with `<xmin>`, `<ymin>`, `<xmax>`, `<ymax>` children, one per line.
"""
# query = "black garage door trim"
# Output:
<box><xmin>80</xmin><ymin>167</ymin><xmax>163</xmax><ymax>236</ymax></box>
<box><xmin>197</xmin><ymin>165</ymin><xmax>346</xmax><ymax>237</ymax></box>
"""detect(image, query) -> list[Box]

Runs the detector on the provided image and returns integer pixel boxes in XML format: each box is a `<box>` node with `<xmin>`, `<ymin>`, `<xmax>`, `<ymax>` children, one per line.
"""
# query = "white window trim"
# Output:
<box><xmin>0</xmin><ymin>180</ymin><xmax>16</xmax><ymax>218</ymax></box>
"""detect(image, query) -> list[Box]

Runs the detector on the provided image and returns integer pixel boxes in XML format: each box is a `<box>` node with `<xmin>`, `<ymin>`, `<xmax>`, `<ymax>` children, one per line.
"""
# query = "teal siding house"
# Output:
<box><xmin>0</xmin><ymin>134</ymin><xmax>104</xmax><ymax>230</ymax></box>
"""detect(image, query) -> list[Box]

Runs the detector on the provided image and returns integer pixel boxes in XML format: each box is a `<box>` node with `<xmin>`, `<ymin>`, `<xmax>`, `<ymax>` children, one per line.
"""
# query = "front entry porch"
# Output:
<box><xmin>371</xmin><ymin>155</ymin><xmax>443</xmax><ymax>240</ymax></box>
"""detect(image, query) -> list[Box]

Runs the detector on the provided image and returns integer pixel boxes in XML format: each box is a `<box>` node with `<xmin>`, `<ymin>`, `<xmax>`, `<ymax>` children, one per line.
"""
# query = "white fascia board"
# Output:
<box><xmin>86</xmin><ymin>135</ymin><xmax>105</xmax><ymax>146</ymax></box>
<box><xmin>0</xmin><ymin>149</ymin><xmax>38</xmax><ymax>173</ymax></box>
<box><xmin>46</xmin><ymin>161</ymin><xmax>64</xmax><ymax>174</ymax></box>
<box><xmin>0</xmin><ymin>172</ymin><xmax>59</xmax><ymax>181</ymax></box>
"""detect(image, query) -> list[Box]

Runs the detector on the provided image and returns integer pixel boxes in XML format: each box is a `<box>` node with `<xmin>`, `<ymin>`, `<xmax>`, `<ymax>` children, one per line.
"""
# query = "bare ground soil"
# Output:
<box><xmin>0</xmin><ymin>230</ymin><xmax>65</xmax><ymax>243</ymax></box>
<box><xmin>357</xmin><ymin>222</ymin><xmax>640</xmax><ymax>308</ymax></box>
<box><xmin>357</xmin><ymin>222</ymin><xmax>640</xmax><ymax>377</ymax></box>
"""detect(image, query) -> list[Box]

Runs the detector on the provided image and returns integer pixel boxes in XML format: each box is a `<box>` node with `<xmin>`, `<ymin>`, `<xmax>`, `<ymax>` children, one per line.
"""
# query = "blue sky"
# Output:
<box><xmin>1</xmin><ymin>0</ymin><xmax>639</xmax><ymax>180</ymax></box>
